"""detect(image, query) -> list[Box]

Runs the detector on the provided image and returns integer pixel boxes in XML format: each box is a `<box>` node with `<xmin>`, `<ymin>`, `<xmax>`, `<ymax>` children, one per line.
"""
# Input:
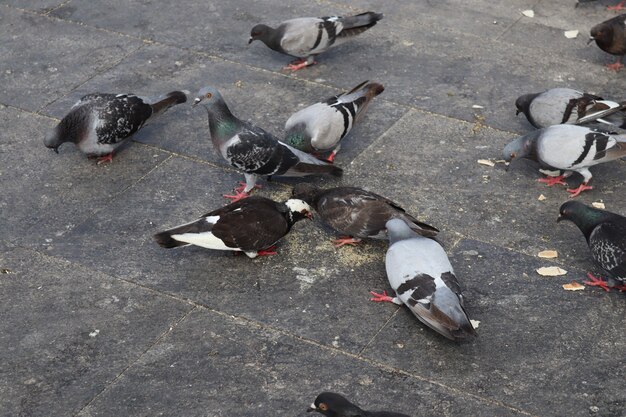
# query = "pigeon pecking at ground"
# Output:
<box><xmin>43</xmin><ymin>91</ymin><xmax>187</xmax><ymax>164</ymax></box>
<box><xmin>283</xmin><ymin>81</ymin><xmax>384</xmax><ymax>162</ymax></box>
<box><xmin>153</xmin><ymin>196</ymin><xmax>312</xmax><ymax>258</ymax></box>
<box><xmin>248</xmin><ymin>12</ymin><xmax>383</xmax><ymax>71</ymax></box>
<box><xmin>193</xmin><ymin>86</ymin><xmax>342</xmax><ymax>202</ymax></box>
<box><xmin>292</xmin><ymin>184</ymin><xmax>438</xmax><ymax>247</ymax></box>
<box><xmin>307</xmin><ymin>392</ymin><xmax>411</xmax><ymax>417</ymax></box>
<box><xmin>503</xmin><ymin>124</ymin><xmax>626</xmax><ymax>197</ymax></box>
<box><xmin>558</xmin><ymin>201</ymin><xmax>626</xmax><ymax>292</ymax></box>
<box><xmin>589</xmin><ymin>14</ymin><xmax>626</xmax><ymax>71</ymax></box>
<box><xmin>370</xmin><ymin>219</ymin><xmax>476</xmax><ymax>342</ymax></box>
<box><xmin>515</xmin><ymin>88</ymin><xmax>626</xmax><ymax>129</ymax></box>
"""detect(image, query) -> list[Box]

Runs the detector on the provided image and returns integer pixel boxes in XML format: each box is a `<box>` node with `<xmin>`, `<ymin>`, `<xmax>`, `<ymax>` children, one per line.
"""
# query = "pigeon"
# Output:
<box><xmin>307</xmin><ymin>392</ymin><xmax>411</xmax><ymax>417</ymax></box>
<box><xmin>248</xmin><ymin>12</ymin><xmax>383</xmax><ymax>71</ymax></box>
<box><xmin>43</xmin><ymin>91</ymin><xmax>187</xmax><ymax>163</ymax></box>
<box><xmin>292</xmin><ymin>184</ymin><xmax>439</xmax><ymax>247</ymax></box>
<box><xmin>193</xmin><ymin>87</ymin><xmax>342</xmax><ymax>202</ymax></box>
<box><xmin>503</xmin><ymin>124</ymin><xmax>626</xmax><ymax>197</ymax></box>
<box><xmin>589</xmin><ymin>14</ymin><xmax>626</xmax><ymax>71</ymax></box>
<box><xmin>558</xmin><ymin>201</ymin><xmax>626</xmax><ymax>292</ymax></box>
<box><xmin>515</xmin><ymin>88</ymin><xmax>626</xmax><ymax>129</ymax></box>
<box><xmin>153</xmin><ymin>196</ymin><xmax>312</xmax><ymax>258</ymax></box>
<box><xmin>283</xmin><ymin>81</ymin><xmax>384</xmax><ymax>162</ymax></box>
<box><xmin>370</xmin><ymin>219</ymin><xmax>476</xmax><ymax>342</ymax></box>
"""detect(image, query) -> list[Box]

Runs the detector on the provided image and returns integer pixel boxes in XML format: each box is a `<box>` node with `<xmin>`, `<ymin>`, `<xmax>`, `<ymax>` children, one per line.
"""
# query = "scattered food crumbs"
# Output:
<box><xmin>472</xmin><ymin>104</ymin><xmax>484</xmax><ymax>109</ymax></box>
<box><xmin>538</xmin><ymin>250</ymin><xmax>558</xmax><ymax>259</ymax></box>
<box><xmin>563</xmin><ymin>282</ymin><xmax>585</xmax><ymax>291</ymax></box>
<box><xmin>234</xmin><ymin>80</ymin><xmax>244</xmax><ymax>88</ymax></box>
<box><xmin>89</xmin><ymin>329</ymin><xmax>100</xmax><ymax>338</ymax></box>
<box><xmin>396</xmin><ymin>343</ymin><xmax>405</xmax><ymax>349</ymax></box>
<box><xmin>564</xmin><ymin>30</ymin><xmax>579</xmax><ymax>39</ymax></box>
<box><xmin>402</xmin><ymin>40</ymin><xmax>414</xmax><ymax>46</ymax></box>
<box><xmin>470</xmin><ymin>319</ymin><xmax>480</xmax><ymax>329</ymax></box>
<box><xmin>477</xmin><ymin>159</ymin><xmax>495</xmax><ymax>167</ymax></box>
<box><xmin>537</xmin><ymin>266</ymin><xmax>567</xmax><ymax>276</ymax></box>
<box><xmin>538</xmin><ymin>194</ymin><xmax>547</xmax><ymax>201</ymax></box>
<box><xmin>1</xmin><ymin>268</ymin><xmax>12</xmax><ymax>274</ymax></box>
<box><xmin>522</xmin><ymin>10</ymin><xmax>534</xmax><ymax>17</ymax></box>
<box><xmin>174</xmin><ymin>61</ymin><xmax>183</xmax><ymax>66</ymax></box>
<box><xmin>592</xmin><ymin>201</ymin><xmax>605</xmax><ymax>209</ymax></box>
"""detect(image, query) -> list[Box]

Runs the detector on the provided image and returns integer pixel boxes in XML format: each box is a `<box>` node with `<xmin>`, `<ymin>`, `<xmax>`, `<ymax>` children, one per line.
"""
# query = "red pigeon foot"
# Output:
<box><xmin>583</xmin><ymin>272</ymin><xmax>611</xmax><ymax>292</ymax></box>
<box><xmin>257</xmin><ymin>245</ymin><xmax>278</xmax><ymax>256</ymax></box>
<box><xmin>537</xmin><ymin>175</ymin><xmax>567</xmax><ymax>187</ymax></box>
<box><xmin>566</xmin><ymin>183</ymin><xmax>593</xmax><ymax>198</ymax></box>
<box><xmin>369</xmin><ymin>290</ymin><xmax>396</xmax><ymax>303</ymax></box>
<box><xmin>96</xmin><ymin>153</ymin><xmax>115</xmax><ymax>165</ymax></box>
<box><xmin>332</xmin><ymin>236</ymin><xmax>362</xmax><ymax>247</ymax></box>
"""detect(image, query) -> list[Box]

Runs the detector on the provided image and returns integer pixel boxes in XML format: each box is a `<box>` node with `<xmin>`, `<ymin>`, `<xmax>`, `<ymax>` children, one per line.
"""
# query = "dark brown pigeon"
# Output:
<box><xmin>307</xmin><ymin>392</ymin><xmax>411</xmax><ymax>417</ymax></box>
<box><xmin>589</xmin><ymin>14</ymin><xmax>626</xmax><ymax>71</ymax></box>
<box><xmin>292</xmin><ymin>184</ymin><xmax>438</xmax><ymax>247</ymax></box>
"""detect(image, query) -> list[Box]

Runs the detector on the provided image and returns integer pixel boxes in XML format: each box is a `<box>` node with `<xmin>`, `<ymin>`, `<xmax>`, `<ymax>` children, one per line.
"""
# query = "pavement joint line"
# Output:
<box><xmin>45</xmin><ymin>0</ymin><xmax>73</xmax><ymax>16</ymax></box>
<box><xmin>356</xmin><ymin>307</ymin><xmax>400</xmax><ymax>356</ymax></box>
<box><xmin>73</xmin><ymin>306</ymin><xmax>199</xmax><ymax>416</ymax></box>
<box><xmin>0</xmin><ymin>103</ymin><xmax>59</xmax><ymax>121</ymax></box>
<box><xmin>3</xmin><ymin>3</ymin><xmax>527</xmax><ymax>137</ymax></box>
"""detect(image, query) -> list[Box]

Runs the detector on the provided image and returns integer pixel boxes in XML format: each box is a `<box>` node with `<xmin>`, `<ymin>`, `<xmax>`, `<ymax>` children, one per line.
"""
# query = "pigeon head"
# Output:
<box><xmin>307</xmin><ymin>392</ymin><xmax>362</xmax><ymax>416</ymax></box>
<box><xmin>558</xmin><ymin>200</ymin><xmax>609</xmax><ymax>227</ymax></box>
<box><xmin>193</xmin><ymin>86</ymin><xmax>225</xmax><ymax>108</ymax></box>
<box><xmin>284</xmin><ymin>198</ymin><xmax>313</xmax><ymax>221</ymax></box>
<box><xmin>515</xmin><ymin>93</ymin><xmax>539</xmax><ymax>116</ymax></box>
<box><xmin>43</xmin><ymin>126</ymin><xmax>64</xmax><ymax>154</ymax></box>
<box><xmin>291</xmin><ymin>183</ymin><xmax>320</xmax><ymax>205</ymax></box>
<box><xmin>249</xmin><ymin>24</ymin><xmax>272</xmax><ymax>44</ymax></box>
<box><xmin>588</xmin><ymin>24</ymin><xmax>610</xmax><ymax>46</ymax></box>
<box><xmin>503</xmin><ymin>131</ymin><xmax>539</xmax><ymax>164</ymax></box>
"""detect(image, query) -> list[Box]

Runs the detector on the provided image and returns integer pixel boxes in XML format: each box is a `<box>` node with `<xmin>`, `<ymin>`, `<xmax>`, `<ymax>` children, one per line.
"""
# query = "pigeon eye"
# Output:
<box><xmin>319</xmin><ymin>403</ymin><xmax>328</xmax><ymax>411</ymax></box>
<box><xmin>206</xmin><ymin>92</ymin><xmax>213</xmax><ymax>99</ymax></box>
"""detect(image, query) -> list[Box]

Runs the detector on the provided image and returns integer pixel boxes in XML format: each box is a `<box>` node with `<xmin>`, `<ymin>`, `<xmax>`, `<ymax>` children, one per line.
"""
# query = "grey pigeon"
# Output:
<box><xmin>248</xmin><ymin>12</ymin><xmax>383</xmax><ymax>71</ymax></box>
<box><xmin>154</xmin><ymin>196</ymin><xmax>312</xmax><ymax>258</ymax></box>
<box><xmin>589</xmin><ymin>14</ymin><xmax>626</xmax><ymax>71</ymax></box>
<box><xmin>370</xmin><ymin>219</ymin><xmax>476</xmax><ymax>342</ymax></box>
<box><xmin>283</xmin><ymin>81</ymin><xmax>384</xmax><ymax>162</ymax></box>
<box><xmin>558</xmin><ymin>201</ymin><xmax>626</xmax><ymax>292</ymax></box>
<box><xmin>292</xmin><ymin>184</ymin><xmax>438</xmax><ymax>247</ymax></box>
<box><xmin>193</xmin><ymin>87</ymin><xmax>342</xmax><ymax>202</ymax></box>
<box><xmin>515</xmin><ymin>88</ymin><xmax>626</xmax><ymax>129</ymax></box>
<box><xmin>307</xmin><ymin>392</ymin><xmax>411</xmax><ymax>417</ymax></box>
<box><xmin>503</xmin><ymin>124</ymin><xmax>626</xmax><ymax>197</ymax></box>
<box><xmin>44</xmin><ymin>91</ymin><xmax>187</xmax><ymax>163</ymax></box>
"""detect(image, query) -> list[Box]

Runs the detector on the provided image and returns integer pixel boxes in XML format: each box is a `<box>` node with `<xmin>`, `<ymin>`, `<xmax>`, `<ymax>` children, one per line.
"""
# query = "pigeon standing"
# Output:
<box><xmin>248</xmin><ymin>12</ymin><xmax>383</xmax><ymax>71</ymax></box>
<box><xmin>193</xmin><ymin>87</ymin><xmax>342</xmax><ymax>202</ymax></box>
<box><xmin>307</xmin><ymin>392</ymin><xmax>411</xmax><ymax>417</ymax></box>
<box><xmin>503</xmin><ymin>124</ymin><xmax>626</xmax><ymax>197</ymax></box>
<box><xmin>515</xmin><ymin>88</ymin><xmax>626</xmax><ymax>129</ymax></box>
<box><xmin>558</xmin><ymin>201</ymin><xmax>626</xmax><ymax>292</ymax></box>
<box><xmin>589</xmin><ymin>14</ymin><xmax>626</xmax><ymax>71</ymax></box>
<box><xmin>283</xmin><ymin>81</ymin><xmax>384</xmax><ymax>162</ymax></box>
<box><xmin>153</xmin><ymin>196</ymin><xmax>312</xmax><ymax>258</ymax></box>
<box><xmin>44</xmin><ymin>91</ymin><xmax>187</xmax><ymax>163</ymax></box>
<box><xmin>370</xmin><ymin>219</ymin><xmax>476</xmax><ymax>342</ymax></box>
<box><xmin>292</xmin><ymin>184</ymin><xmax>438</xmax><ymax>247</ymax></box>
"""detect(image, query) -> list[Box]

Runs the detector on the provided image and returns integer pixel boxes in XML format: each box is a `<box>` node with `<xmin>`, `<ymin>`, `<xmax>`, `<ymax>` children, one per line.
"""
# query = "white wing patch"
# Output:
<box><xmin>171</xmin><ymin>231</ymin><xmax>238</xmax><ymax>252</ymax></box>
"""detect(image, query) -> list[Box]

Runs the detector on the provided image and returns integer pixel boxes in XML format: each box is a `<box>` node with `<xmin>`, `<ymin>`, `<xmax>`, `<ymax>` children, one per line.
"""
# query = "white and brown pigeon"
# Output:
<box><xmin>193</xmin><ymin>87</ymin><xmax>342</xmax><ymax>202</ymax></box>
<box><xmin>503</xmin><ymin>124</ymin><xmax>626</xmax><ymax>197</ymax></box>
<box><xmin>153</xmin><ymin>196</ymin><xmax>312</xmax><ymax>258</ymax></box>
<box><xmin>248</xmin><ymin>12</ymin><xmax>383</xmax><ymax>71</ymax></box>
<box><xmin>307</xmin><ymin>392</ymin><xmax>411</xmax><ymax>417</ymax></box>
<box><xmin>515</xmin><ymin>88</ymin><xmax>626</xmax><ymax>129</ymax></box>
<box><xmin>370</xmin><ymin>219</ymin><xmax>476</xmax><ymax>342</ymax></box>
<box><xmin>558</xmin><ymin>201</ymin><xmax>626</xmax><ymax>292</ymax></box>
<box><xmin>44</xmin><ymin>91</ymin><xmax>187</xmax><ymax>163</ymax></box>
<box><xmin>283</xmin><ymin>81</ymin><xmax>384</xmax><ymax>162</ymax></box>
<box><xmin>292</xmin><ymin>184</ymin><xmax>438</xmax><ymax>247</ymax></box>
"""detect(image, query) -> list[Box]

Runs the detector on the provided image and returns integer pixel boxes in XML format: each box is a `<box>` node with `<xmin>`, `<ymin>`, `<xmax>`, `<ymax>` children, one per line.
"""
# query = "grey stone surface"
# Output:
<box><xmin>2</xmin><ymin>0</ymin><xmax>626</xmax><ymax>416</ymax></box>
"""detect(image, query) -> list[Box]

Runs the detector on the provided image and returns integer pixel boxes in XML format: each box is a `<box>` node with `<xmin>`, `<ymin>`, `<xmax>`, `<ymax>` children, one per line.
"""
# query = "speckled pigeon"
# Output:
<box><xmin>193</xmin><ymin>87</ymin><xmax>342</xmax><ymax>202</ymax></box>
<box><xmin>248</xmin><ymin>12</ymin><xmax>383</xmax><ymax>71</ymax></box>
<box><xmin>307</xmin><ymin>392</ymin><xmax>411</xmax><ymax>417</ymax></box>
<box><xmin>370</xmin><ymin>219</ymin><xmax>476</xmax><ymax>342</ymax></box>
<box><xmin>503</xmin><ymin>124</ymin><xmax>626</xmax><ymax>197</ymax></box>
<box><xmin>515</xmin><ymin>88</ymin><xmax>626</xmax><ymax>129</ymax></box>
<box><xmin>154</xmin><ymin>196</ymin><xmax>312</xmax><ymax>258</ymax></box>
<box><xmin>283</xmin><ymin>81</ymin><xmax>384</xmax><ymax>162</ymax></box>
<box><xmin>44</xmin><ymin>91</ymin><xmax>187</xmax><ymax>163</ymax></box>
<box><xmin>589</xmin><ymin>14</ymin><xmax>626</xmax><ymax>71</ymax></box>
<box><xmin>558</xmin><ymin>201</ymin><xmax>626</xmax><ymax>292</ymax></box>
<box><xmin>292</xmin><ymin>184</ymin><xmax>438</xmax><ymax>247</ymax></box>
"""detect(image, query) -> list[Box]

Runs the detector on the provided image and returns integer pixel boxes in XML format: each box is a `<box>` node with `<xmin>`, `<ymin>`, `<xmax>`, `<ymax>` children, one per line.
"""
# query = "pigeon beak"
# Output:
<box><xmin>53</xmin><ymin>146</ymin><xmax>59</xmax><ymax>154</ymax></box>
<box><xmin>515</xmin><ymin>109</ymin><xmax>520</xmax><ymax>116</ymax></box>
<box><xmin>192</xmin><ymin>97</ymin><xmax>202</xmax><ymax>107</ymax></box>
<box><xmin>587</xmin><ymin>37</ymin><xmax>594</xmax><ymax>45</ymax></box>
<box><xmin>306</xmin><ymin>403</ymin><xmax>317</xmax><ymax>412</ymax></box>
<box><xmin>306</xmin><ymin>212</ymin><xmax>313</xmax><ymax>220</ymax></box>
<box><xmin>557</xmin><ymin>215</ymin><xmax>564</xmax><ymax>223</ymax></box>
<box><xmin>248</xmin><ymin>37</ymin><xmax>253</xmax><ymax>45</ymax></box>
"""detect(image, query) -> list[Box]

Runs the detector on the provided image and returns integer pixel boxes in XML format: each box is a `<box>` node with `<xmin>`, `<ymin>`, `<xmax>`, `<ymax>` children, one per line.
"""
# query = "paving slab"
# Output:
<box><xmin>41</xmin><ymin>43</ymin><xmax>407</xmax><ymax>167</ymax></box>
<box><xmin>2</xmin><ymin>1</ymin><xmax>66</xmax><ymax>13</ymax></box>
<box><xmin>0</xmin><ymin>106</ymin><xmax>170</xmax><ymax>246</ymax></box>
<box><xmin>362</xmin><ymin>239</ymin><xmax>626</xmax><ymax>417</ymax></box>
<box><xmin>347</xmin><ymin>109</ymin><xmax>626</xmax><ymax>274</ymax></box>
<box><xmin>0</xmin><ymin>245</ymin><xmax>192</xmax><ymax>417</ymax></box>
<box><xmin>76</xmin><ymin>307</ymin><xmax>526</xmax><ymax>417</ymax></box>
<box><xmin>0</xmin><ymin>6</ymin><xmax>143</xmax><ymax>111</ymax></box>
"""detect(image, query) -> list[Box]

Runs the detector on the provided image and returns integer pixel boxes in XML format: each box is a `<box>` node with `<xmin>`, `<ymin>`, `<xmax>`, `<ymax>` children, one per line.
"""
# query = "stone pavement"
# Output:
<box><xmin>1</xmin><ymin>0</ymin><xmax>625</xmax><ymax>416</ymax></box>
